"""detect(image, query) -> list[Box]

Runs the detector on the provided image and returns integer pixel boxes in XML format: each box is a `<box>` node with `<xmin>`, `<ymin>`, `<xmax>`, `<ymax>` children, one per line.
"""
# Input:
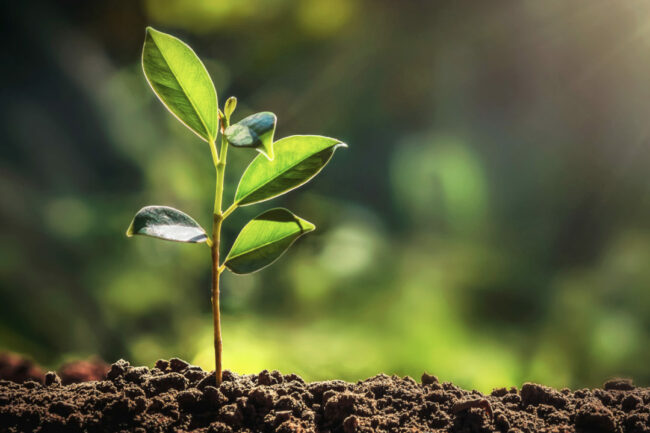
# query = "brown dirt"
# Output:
<box><xmin>0</xmin><ymin>353</ymin><xmax>44</xmax><ymax>384</ymax></box>
<box><xmin>0</xmin><ymin>352</ymin><xmax>109</xmax><ymax>385</ymax></box>
<box><xmin>1</xmin><ymin>359</ymin><xmax>649</xmax><ymax>433</ymax></box>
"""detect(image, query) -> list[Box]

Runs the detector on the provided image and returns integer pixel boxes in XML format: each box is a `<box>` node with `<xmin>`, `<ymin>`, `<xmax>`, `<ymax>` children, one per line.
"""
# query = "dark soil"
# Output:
<box><xmin>1</xmin><ymin>358</ymin><xmax>649</xmax><ymax>433</ymax></box>
<box><xmin>0</xmin><ymin>352</ymin><xmax>109</xmax><ymax>385</ymax></box>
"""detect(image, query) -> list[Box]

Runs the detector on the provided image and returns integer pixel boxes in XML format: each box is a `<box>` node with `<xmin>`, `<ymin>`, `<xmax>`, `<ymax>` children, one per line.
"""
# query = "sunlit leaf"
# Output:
<box><xmin>142</xmin><ymin>27</ymin><xmax>218</xmax><ymax>142</ymax></box>
<box><xmin>225</xmin><ymin>208</ymin><xmax>315</xmax><ymax>274</ymax></box>
<box><xmin>225</xmin><ymin>112</ymin><xmax>276</xmax><ymax>160</ymax></box>
<box><xmin>126</xmin><ymin>205</ymin><xmax>208</xmax><ymax>243</ymax></box>
<box><xmin>234</xmin><ymin>135</ymin><xmax>346</xmax><ymax>206</ymax></box>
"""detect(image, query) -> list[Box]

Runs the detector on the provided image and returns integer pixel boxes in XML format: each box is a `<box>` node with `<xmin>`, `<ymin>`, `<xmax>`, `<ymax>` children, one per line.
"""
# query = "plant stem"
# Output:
<box><xmin>211</xmin><ymin>117</ymin><xmax>230</xmax><ymax>386</ymax></box>
<box><xmin>222</xmin><ymin>203</ymin><xmax>237</xmax><ymax>220</ymax></box>
<box><xmin>210</xmin><ymin>214</ymin><xmax>223</xmax><ymax>386</ymax></box>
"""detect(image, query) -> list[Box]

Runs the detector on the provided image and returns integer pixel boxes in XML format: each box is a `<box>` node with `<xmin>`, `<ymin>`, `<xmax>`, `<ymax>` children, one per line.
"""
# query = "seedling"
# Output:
<box><xmin>126</xmin><ymin>28</ymin><xmax>346</xmax><ymax>385</ymax></box>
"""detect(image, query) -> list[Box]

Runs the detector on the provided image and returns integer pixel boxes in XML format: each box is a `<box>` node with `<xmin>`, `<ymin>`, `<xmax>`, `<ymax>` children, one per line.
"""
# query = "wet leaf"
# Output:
<box><xmin>142</xmin><ymin>27</ymin><xmax>218</xmax><ymax>142</ymax></box>
<box><xmin>127</xmin><ymin>206</ymin><xmax>208</xmax><ymax>243</ymax></box>
<box><xmin>225</xmin><ymin>112</ymin><xmax>276</xmax><ymax>160</ymax></box>
<box><xmin>225</xmin><ymin>208</ymin><xmax>315</xmax><ymax>274</ymax></box>
<box><xmin>234</xmin><ymin>135</ymin><xmax>346</xmax><ymax>206</ymax></box>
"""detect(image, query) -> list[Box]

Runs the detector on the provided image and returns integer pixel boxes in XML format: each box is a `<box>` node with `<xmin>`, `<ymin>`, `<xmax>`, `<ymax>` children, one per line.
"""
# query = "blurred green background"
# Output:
<box><xmin>1</xmin><ymin>0</ymin><xmax>649</xmax><ymax>393</ymax></box>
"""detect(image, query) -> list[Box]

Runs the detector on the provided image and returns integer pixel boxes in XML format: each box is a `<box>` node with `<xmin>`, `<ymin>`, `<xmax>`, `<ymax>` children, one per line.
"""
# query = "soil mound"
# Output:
<box><xmin>0</xmin><ymin>353</ymin><xmax>44</xmax><ymax>384</ymax></box>
<box><xmin>0</xmin><ymin>352</ymin><xmax>109</xmax><ymax>385</ymax></box>
<box><xmin>1</xmin><ymin>358</ymin><xmax>648</xmax><ymax>432</ymax></box>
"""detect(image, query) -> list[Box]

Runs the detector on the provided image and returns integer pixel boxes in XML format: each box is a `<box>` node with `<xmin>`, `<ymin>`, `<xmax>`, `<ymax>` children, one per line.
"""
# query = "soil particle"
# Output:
<box><xmin>145</xmin><ymin>372</ymin><xmax>189</xmax><ymax>395</ymax></box>
<box><xmin>170</xmin><ymin>358</ymin><xmax>191</xmax><ymax>372</ymax></box>
<box><xmin>204</xmin><ymin>386</ymin><xmax>229</xmax><ymax>407</ymax></box>
<box><xmin>604</xmin><ymin>379</ymin><xmax>636</xmax><ymax>391</ymax></box>
<box><xmin>1</xmin><ymin>359</ymin><xmax>649</xmax><ymax>432</ymax></box>
<box><xmin>622</xmin><ymin>395</ymin><xmax>642</xmax><ymax>411</ymax></box>
<box><xmin>44</xmin><ymin>371</ymin><xmax>61</xmax><ymax>387</ymax></box>
<box><xmin>520</xmin><ymin>383</ymin><xmax>568</xmax><ymax>409</ymax></box>
<box><xmin>249</xmin><ymin>386</ymin><xmax>277</xmax><ymax>408</ymax></box>
<box><xmin>451</xmin><ymin>398</ymin><xmax>493</xmax><ymax>419</ymax></box>
<box><xmin>422</xmin><ymin>372</ymin><xmax>439</xmax><ymax>385</ymax></box>
<box><xmin>574</xmin><ymin>400</ymin><xmax>617</xmax><ymax>433</ymax></box>
<box><xmin>177</xmin><ymin>389</ymin><xmax>203</xmax><ymax>410</ymax></box>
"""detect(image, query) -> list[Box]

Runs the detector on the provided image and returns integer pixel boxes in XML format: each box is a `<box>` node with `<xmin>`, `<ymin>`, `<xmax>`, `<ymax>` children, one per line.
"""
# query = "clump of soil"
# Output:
<box><xmin>0</xmin><ymin>352</ymin><xmax>109</xmax><ymax>385</ymax></box>
<box><xmin>0</xmin><ymin>353</ymin><xmax>44</xmax><ymax>384</ymax></box>
<box><xmin>1</xmin><ymin>358</ymin><xmax>649</xmax><ymax>433</ymax></box>
<box><xmin>57</xmin><ymin>358</ymin><xmax>110</xmax><ymax>385</ymax></box>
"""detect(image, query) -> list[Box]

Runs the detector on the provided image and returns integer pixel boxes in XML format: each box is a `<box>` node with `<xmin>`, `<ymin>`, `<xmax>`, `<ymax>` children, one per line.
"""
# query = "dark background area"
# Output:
<box><xmin>1</xmin><ymin>0</ymin><xmax>649</xmax><ymax>392</ymax></box>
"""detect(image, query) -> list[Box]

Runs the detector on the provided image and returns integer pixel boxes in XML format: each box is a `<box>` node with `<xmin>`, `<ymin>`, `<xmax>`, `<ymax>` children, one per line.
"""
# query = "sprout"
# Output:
<box><xmin>126</xmin><ymin>27</ymin><xmax>346</xmax><ymax>386</ymax></box>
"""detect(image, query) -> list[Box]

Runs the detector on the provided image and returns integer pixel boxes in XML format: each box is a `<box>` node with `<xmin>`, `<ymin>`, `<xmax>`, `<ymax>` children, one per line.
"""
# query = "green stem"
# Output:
<box><xmin>222</xmin><ymin>203</ymin><xmax>237</xmax><ymax>221</ymax></box>
<box><xmin>211</xmin><ymin>116</ymin><xmax>229</xmax><ymax>386</ymax></box>
<box><xmin>209</xmin><ymin>138</ymin><xmax>219</xmax><ymax>167</ymax></box>
<box><xmin>210</xmin><ymin>214</ymin><xmax>223</xmax><ymax>386</ymax></box>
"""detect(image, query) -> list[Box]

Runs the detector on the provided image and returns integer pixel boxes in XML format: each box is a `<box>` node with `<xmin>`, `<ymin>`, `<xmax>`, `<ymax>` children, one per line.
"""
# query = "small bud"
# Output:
<box><xmin>224</xmin><ymin>96</ymin><xmax>237</xmax><ymax>120</ymax></box>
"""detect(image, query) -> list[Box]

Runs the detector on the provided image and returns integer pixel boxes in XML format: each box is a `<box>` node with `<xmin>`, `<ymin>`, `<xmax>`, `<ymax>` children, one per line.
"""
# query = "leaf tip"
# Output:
<box><xmin>296</xmin><ymin>215</ymin><xmax>316</xmax><ymax>233</ymax></box>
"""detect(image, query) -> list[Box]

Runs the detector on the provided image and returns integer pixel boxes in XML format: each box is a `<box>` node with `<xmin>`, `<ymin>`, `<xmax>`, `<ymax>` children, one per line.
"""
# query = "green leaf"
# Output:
<box><xmin>225</xmin><ymin>112</ymin><xmax>277</xmax><ymax>160</ymax></box>
<box><xmin>142</xmin><ymin>27</ymin><xmax>218</xmax><ymax>142</ymax></box>
<box><xmin>225</xmin><ymin>208</ymin><xmax>315</xmax><ymax>274</ymax></box>
<box><xmin>126</xmin><ymin>206</ymin><xmax>208</xmax><ymax>243</ymax></box>
<box><xmin>234</xmin><ymin>135</ymin><xmax>346</xmax><ymax>206</ymax></box>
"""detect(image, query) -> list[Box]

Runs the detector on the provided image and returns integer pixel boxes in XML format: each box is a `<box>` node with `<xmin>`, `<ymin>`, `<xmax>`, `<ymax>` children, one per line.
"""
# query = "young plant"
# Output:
<box><xmin>126</xmin><ymin>28</ymin><xmax>346</xmax><ymax>385</ymax></box>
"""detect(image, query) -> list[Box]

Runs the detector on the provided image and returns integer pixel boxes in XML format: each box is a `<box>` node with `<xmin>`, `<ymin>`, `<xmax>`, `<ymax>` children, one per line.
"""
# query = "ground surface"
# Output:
<box><xmin>0</xmin><ymin>358</ymin><xmax>649</xmax><ymax>433</ymax></box>
<box><xmin>0</xmin><ymin>352</ymin><xmax>109</xmax><ymax>385</ymax></box>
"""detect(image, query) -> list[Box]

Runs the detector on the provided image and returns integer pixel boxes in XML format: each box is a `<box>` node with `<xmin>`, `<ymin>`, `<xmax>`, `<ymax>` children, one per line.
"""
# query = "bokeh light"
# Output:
<box><xmin>1</xmin><ymin>0</ymin><xmax>649</xmax><ymax>393</ymax></box>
